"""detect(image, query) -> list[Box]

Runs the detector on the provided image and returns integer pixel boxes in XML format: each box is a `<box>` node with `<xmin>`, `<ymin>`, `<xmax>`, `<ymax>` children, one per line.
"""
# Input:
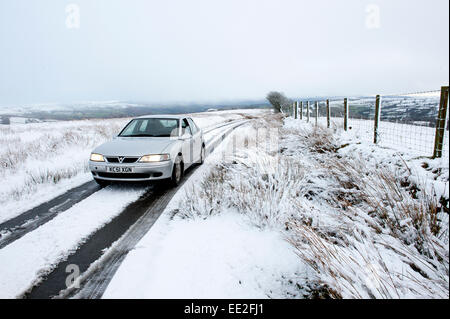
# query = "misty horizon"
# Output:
<box><xmin>0</xmin><ymin>0</ymin><xmax>449</xmax><ymax>106</ymax></box>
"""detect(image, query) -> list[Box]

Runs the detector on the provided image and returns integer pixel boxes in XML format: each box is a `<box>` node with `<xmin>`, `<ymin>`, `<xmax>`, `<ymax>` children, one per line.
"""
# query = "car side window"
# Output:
<box><xmin>182</xmin><ymin>119</ymin><xmax>192</xmax><ymax>135</ymax></box>
<box><xmin>137</xmin><ymin>120</ymin><xmax>148</xmax><ymax>132</ymax></box>
<box><xmin>187</xmin><ymin>118</ymin><xmax>198</xmax><ymax>134</ymax></box>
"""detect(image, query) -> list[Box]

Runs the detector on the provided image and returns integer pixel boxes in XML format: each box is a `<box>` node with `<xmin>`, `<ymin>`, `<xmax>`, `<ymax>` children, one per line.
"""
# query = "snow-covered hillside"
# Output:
<box><xmin>327</xmin><ymin>95</ymin><xmax>442</xmax><ymax>125</ymax></box>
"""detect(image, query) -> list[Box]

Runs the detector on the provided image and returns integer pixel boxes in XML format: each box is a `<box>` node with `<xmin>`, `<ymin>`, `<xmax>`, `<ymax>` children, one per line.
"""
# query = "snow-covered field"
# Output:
<box><xmin>0</xmin><ymin>108</ymin><xmax>447</xmax><ymax>299</ymax></box>
<box><xmin>104</xmin><ymin>113</ymin><xmax>449</xmax><ymax>299</ymax></box>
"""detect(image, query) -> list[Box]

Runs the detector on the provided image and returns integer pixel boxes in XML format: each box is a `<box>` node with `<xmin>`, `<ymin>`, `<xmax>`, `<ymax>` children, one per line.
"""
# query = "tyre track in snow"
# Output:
<box><xmin>0</xmin><ymin>119</ymin><xmax>245</xmax><ymax>251</ymax></box>
<box><xmin>23</xmin><ymin>120</ymin><xmax>248</xmax><ymax>299</ymax></box>
<box><xmin>0</xmin><ymin>182</ymin><xmax>101</xmax><ymax>250</ymax></box>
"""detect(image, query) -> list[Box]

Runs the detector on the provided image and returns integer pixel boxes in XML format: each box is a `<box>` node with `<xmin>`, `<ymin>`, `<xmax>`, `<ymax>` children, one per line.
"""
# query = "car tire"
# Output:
<box><xmin>94</xmin><ymin>178</ymin><xmax>110</xmax><ymax>187</ymax></box>
<box><xmin>169</xmin><ymin>156</ymin><xmax>184</xmax><ymax>187</ymax></box>
<box><xmin>199</xmin><ymin>145</ymin><xmax>205</xmax><ymax>165</ymax></box>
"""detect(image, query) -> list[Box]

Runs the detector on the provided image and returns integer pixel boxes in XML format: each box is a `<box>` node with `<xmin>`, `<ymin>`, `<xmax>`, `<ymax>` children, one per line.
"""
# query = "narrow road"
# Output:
<box><xmin>22</xmin><ymin>120</ymin><xmax>248</xmax><ymax>299</ymax></box>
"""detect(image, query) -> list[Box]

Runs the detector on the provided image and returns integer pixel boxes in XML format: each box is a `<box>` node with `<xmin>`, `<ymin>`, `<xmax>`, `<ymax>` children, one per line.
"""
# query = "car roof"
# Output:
<box><xmin>135</xmin><ymin>114</ymin><xmax>189</xmax><ymax>120</ymax></box>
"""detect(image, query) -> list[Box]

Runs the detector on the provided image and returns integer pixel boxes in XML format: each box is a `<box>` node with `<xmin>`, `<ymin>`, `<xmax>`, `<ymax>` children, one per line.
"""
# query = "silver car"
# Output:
<box><xmin>89</xmin><ymin>115</ymin><xmax>205</xmax><ymax>186</ymax></box>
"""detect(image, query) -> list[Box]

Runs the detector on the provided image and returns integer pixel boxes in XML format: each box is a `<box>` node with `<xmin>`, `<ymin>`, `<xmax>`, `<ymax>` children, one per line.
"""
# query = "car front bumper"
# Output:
<box><xmin>89</xmin><ymin>160</ymin><xmax>173</xmax><ymax>182</ymax></box>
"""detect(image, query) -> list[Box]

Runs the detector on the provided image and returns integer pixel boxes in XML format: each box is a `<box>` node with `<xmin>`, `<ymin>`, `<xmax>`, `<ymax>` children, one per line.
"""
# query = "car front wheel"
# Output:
<box><xmin>199</xmin><ymin>145</ymin><xmax>205</xmax><ymax>165</ymax></box>
<box><xmin>94</xmin><ymin>178</ymin><xmax>110</xmax><ymax>187</ymax></box>
<box><xmin>169</xmin><ymin>156</ymin><xmax>183</xmax><ymax>187</ymax></box>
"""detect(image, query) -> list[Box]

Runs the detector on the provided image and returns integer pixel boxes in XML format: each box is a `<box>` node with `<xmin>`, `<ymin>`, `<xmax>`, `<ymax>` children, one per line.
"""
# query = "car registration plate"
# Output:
<box><xmin>107</xmin><ymin>166</ymin><xmax>133</xmax><ymax>173</ymax></box>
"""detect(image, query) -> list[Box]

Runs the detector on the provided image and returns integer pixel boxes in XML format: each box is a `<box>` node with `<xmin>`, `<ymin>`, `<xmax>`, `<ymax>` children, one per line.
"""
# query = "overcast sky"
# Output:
<box><xmin>0</xmin><ymin>0</ymin><xmax>448</xmax><ymax>106</ymax></box>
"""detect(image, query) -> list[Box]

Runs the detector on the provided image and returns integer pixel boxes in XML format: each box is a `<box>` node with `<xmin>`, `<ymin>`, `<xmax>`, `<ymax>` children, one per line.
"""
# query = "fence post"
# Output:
<box><xmin>294</xmin><ymin>101</ymin><xmax>298</xmax><ymax>119</ymax></box>
<box><xmin>307</xmin><ymin>101</ymin><xmax>310</xmax><ymax>123</ymax></box>
<box><xmin>433</xmin><ymin>86</ymin><xmax>449</xmax><ymax>158</ymax></box>
<box><xmin>343</xmin><ymin>98</ymin><xmax>348</xmax><ymax>131</ymax></box>
<box><xmin>326</xmin><ymin>99</ymin><xmax>330</xmax><ymax>128</ymax></box>
<box><xmin>373</xmin><ymin>95</ymin><xmax>381</xmax><ymax>144</ymax></box>
<box><xmin>300</xmin><ymin>101</ymin><xmax>303</xmax><ymax>120</ymax></box>
<box><xmin>315</xmin><ymin>101</ymin><xmax>319</xmax><ymax>126</ymax></box>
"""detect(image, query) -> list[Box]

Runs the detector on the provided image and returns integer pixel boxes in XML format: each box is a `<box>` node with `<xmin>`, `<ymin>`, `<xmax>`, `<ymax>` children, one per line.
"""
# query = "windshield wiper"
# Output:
<box><xmin>120</xmin><ymin>134</ymin><xmax>156</xmax><ymax>137</ymax></box>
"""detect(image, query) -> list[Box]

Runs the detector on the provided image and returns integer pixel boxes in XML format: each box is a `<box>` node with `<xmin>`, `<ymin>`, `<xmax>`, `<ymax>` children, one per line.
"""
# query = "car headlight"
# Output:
<box><xmin>139</xmin><ymin>154</ymin><xmax>170</xmax><ymax>162</ymax></box>
<box><xmin>90</xmin><ymin>153</ymin><xmax>105</xmax><ymax>162</ymax></box>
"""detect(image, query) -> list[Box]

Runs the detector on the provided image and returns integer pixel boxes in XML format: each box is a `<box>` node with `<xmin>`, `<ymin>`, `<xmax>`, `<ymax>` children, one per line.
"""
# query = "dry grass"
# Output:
<box><xmin>0</xmin><ymin>119</ymin><xmax>128</xmax><ymax>208</ymax></box>
<box><xmin>297</xmin><ymin>126</ymin><xmax>339</xmax><ymax>154</ymax></box>
<box><xmin>0</xmin><ymin>121</ymin><xmax>124</xmax><ymax>171</ymax></box>
<box><xmin>322</xmin><ymin>156</ymin><xmax>445</xmax><ymax>260</ymax></box>
<box><xmin>9</xmin><ymin>164</ymin><xmax>90</xmax><ymax>201</ymax></box>
<box><xmin>176</xmin><ymin>116</ymin><xmax>449</xmax><ymax>298</ymax></box>
<box><xmin>178</xmin><ymin>164</ymin><xmax>228</xmax><ymax>220</ymax></box>
<box><xmin>283</xmin><ymin>122</ymin><xmax>449</xmax><ymax>298</ymax></box>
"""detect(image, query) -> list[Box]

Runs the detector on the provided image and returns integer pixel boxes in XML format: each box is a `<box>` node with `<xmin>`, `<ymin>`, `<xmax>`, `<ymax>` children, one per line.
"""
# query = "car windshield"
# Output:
<box><xmin>119</xmin><ymin>118</ymin><xmax>179</xmax><ymax>137</ymax></box>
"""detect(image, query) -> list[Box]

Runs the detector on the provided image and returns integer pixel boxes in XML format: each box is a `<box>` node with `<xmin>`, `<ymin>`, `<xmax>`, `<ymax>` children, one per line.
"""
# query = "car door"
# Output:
<box><xmin>188</xmin><ymin>117</ymin><xmax>201</xmax><ymax>162</ymax></box>
<box><xmin>181</xmin><ymin>118</ymin><xmax>194</xmax><ymax>166</ymax></box>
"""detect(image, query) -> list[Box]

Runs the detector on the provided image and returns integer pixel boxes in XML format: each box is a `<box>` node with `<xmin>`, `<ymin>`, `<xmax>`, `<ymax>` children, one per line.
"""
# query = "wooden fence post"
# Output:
<box><xmin>373</xmin><ymin>95</ymin><xmax>381</xmax><ymax>144</ymax></box>
<box><xmin>315</xmin><ymin>101</ymin><xmax>319</xmax><ymax>126</ymax></box>
<box><xmin>300</xmin><ymin>101</ymin><xmax>303</xmax><ymax>120</ymax></box>
<box><xmin>307</xmin><ymin>101</ymin><xmax>310</xmax><ymax>123</ymax></box>
<box><xmin>344</xmin><ymin>98</ymin><xmax>348</xmax><ymax>131</ymax></box>
<box><xmin>433</xmin><ymin>86</ymin><xmax>449</xmax><ymax>158</ymax></box>
<box><xmin>326</xmin><ymin>99</ymin><xmax>330</xmax><ymax>128</ymax></box>
<box><xmin>294</xmin><ymin>101</ymin><xmax>298</xmax><ymax>119</ymax></box>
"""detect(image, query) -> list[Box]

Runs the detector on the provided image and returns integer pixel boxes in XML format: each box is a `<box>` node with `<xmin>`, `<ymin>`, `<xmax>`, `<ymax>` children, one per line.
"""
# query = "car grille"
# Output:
<box><xmin>97</xmin><ymin>172</ymin><xmax>151</xmax><ymax>179</ymax></box>
<box><xmin>106</xmin><ymin>157</ymin><xmax>139</xmax><ymax>164</ymax></box>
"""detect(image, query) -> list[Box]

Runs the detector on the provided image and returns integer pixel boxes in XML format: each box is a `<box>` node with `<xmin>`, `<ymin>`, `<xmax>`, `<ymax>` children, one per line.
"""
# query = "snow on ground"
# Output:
<box><xmin>283</xmin><ymin>117</ymin><xmax>449</xmax><ymax>298</ymax></box>
<box><xmin>2</xmin><ymin>107</ymin><xmax>443</xmax><ymax>299</ymax></box>
<box><xmin>103</xmin><ymin>211</ymin><xmax>300</xmax><ymax>299</ymax></box>
<box><xmin>188</xmin><ymin>111</ymin><xmax>245</xmax><ymax>131</ymax></box>
<box><xmin>312</xmin><ymin>116</ymin><xmax>449</xmax><ymax>202</ymax></box>
<box><xmin>0</xmin><ymin>108</ymin><xmax>268</xmax><ymax>299</ymax></box>
<box><xmin>0</xmin><ymin>109</ymin><xmax>266</xmax><ymax>224</ymax></box>
<box><xmin>103</xmin><ymin>122</ymin><xmax>303</xmax><ymax>299</ymax></box>
<box><xmin>105</xmin><ymin>113</ymin><xmax>448</xmax><ymax>299</ymax></box>
<box><xmin>316</xmin><ymin>116</ymin><xmax>449</xmax><ymax>160</ymax></box>
<box><xmin>0</xmin><ymin>118</ymin><xmax>129</xmax><ymax>224</ymax></box>
<box><xmin>0</xmin><ymin>185</ymin><xmax>147</xmax><ymax>298</ymax></box>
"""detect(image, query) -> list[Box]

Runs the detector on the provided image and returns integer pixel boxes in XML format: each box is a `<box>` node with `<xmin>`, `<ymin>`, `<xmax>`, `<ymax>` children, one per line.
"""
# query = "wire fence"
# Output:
<box><xmin>290</xmin><ymin>87</ymin><xmax>449</xmax><ymax>160</ymax></box>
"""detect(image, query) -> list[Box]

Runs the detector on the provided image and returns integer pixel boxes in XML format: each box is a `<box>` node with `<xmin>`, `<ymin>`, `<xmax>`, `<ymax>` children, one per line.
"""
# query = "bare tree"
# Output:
<box><xmin>266</xmin><ymin>91</ymin><xmax>291</xmax><ymax>113</ymax></box>
<box><xmin>1</xmin><ymin>116</ymin><xmax>10</xmax><ymax>125</ymax></box>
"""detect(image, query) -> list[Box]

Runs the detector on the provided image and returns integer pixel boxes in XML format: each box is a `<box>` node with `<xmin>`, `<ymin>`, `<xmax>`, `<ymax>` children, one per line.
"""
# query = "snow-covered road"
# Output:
<box><xmin>0</xmin><ymin>112</ymin><xmax>261</xmax><ymax>299</ymax></box>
